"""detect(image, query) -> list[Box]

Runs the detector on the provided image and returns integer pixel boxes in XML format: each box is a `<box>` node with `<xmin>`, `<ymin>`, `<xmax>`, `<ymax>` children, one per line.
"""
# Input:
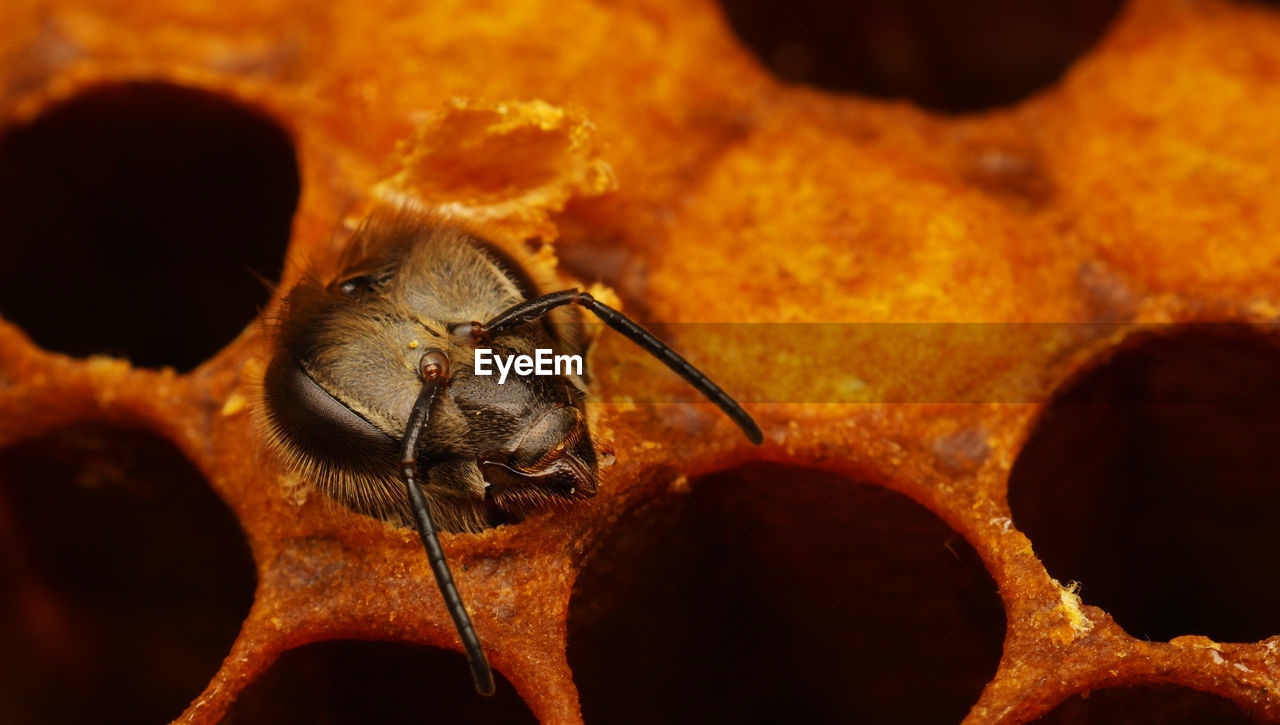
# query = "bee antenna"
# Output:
<box><xmin>476</xmin><ymin>290</ymin><xmax>764</xmax><ymax>445</ymax></box>
<box><xmin>400</xmin><ymin>351</ymin><xmax>496</xmax><ymax>696</ymax></box>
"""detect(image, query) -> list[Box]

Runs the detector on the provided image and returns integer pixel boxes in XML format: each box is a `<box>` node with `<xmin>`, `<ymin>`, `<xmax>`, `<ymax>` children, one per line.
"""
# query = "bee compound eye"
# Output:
<box><xmin>335</xmin><ymin>274</ymin><xmax>373</xmax><ymax>295</ymax></box>
<box><xmin>333</xmin><ymin>269</ymin><xmax>392</xmax><ymax>296</ymax></box>
<box><xmin>419</xmin><ymin>349</ymin><xmax>449</xmax><ymax>381</ymax></box>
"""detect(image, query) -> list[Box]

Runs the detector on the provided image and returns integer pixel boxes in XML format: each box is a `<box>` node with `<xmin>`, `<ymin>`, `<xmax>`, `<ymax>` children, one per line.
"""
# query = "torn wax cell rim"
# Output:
<box><xmin>477</xmin><ymin>321</ymin><xmax>1280</xmax><ymax>404</ymax></box>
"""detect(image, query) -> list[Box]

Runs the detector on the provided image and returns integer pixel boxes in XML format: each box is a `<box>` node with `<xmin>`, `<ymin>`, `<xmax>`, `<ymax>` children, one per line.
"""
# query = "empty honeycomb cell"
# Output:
<box><xmin>0</xmin><ymin>425</ymin><xmax>256</xmax><ymax>724</ymax></box>
<box><xmin>221</xmin><ymin>640</ymin><xmax>537</xmax><ymax>724</ymax></box>
<box><xmin>1031</xmin><ymin>685</ymin><xmax>1258</xmax><ymax>724</ymax></box>
<box><xmin>1008</xmin><ymin>325</ymin><xmax>1280</xmax><ymax>643</ymax></box>
<box><xmin>4</xmin><ymin>0</ymin><xmax>1280</xmax><ymax>722</ymax></box>
<box><xmin>567</xmin><ymin>463</ymin><xmax>1006</xmax><ymax>725</ymax></box>
<box><xmin>0</xmin><ymin>81</ymin><xmax>298</xmax><ymax>371</ymax></box>
<box><xmin>716</xmin><ymin>0</ymin><xmax>1123</xmax><ymax>111</ymax></box>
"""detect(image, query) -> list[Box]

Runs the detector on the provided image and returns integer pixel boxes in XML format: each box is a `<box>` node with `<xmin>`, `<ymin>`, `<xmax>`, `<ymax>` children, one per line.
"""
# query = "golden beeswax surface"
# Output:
<box><xmin>2</xmin><ymin>1</ymin><xmax>1280</xmax><ymax>723</ymax></box>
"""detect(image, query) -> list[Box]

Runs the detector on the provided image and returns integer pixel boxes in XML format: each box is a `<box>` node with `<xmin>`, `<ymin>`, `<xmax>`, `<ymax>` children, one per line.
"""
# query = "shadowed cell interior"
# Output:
<box><xmin>716</xmin><ymin>0</ymin><xmax>1123</xmax><ymax>112</ymax></box>
<box><xmin>0</xmin><ymin>425</ymin><xmax>257</xmax><ymax>724</ymax></box>
<box><xmin>222</xmin><ymin>640</ymin><xmax>538</xmax><ymax>725</ymax></box>
<box><xmin>0</xmin><ymin>81</ymin><xmax>298</xmax><ymax>371</ymax></box>
<box><xmin>1009</xmin><ymin>325</ymin><xmax>1280</xmax><ymax>643</ymax></box>
<box><xmin>568</xmin><ymin>462</ymin><xmax>1006</xmax><ymax>725</ymax></box>
<box><xmin>1030</xmin><ymin>685</ymin><xmax>1258</xmax><ymax>724</ymax></box>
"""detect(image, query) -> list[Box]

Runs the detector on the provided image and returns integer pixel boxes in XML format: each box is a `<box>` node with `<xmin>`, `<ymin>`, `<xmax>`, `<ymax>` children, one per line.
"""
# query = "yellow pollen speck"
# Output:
<box><xmin>408</xmin><ymin>340</ymin><xmax>420</xmax><ymax>349</ymax></box>
<box><xmin>220</xmin><ymin>392</ymin><xmax>247</xmax><ymax>416</ymax></box>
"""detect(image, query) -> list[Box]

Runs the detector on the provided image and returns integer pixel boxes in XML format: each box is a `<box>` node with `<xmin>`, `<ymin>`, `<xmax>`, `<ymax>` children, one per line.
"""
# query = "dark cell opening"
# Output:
<box><xmin>0</xmin><ymin>81</ymin><xmax>299</xmax><ymax>370</ymax></box>
<box><xmin>717</xmin><ymin>0</ymin><xmax>1123</xmax><ymax>112</ymax></box>
<box><xmin>222</xmin><ymin>640</ymin><xmax>538</xmax><ymax>725</ymax></box>
<box><xmin>1009</xmin><ymin>325</ymin><xmax>1280</xmax><ymax>642</ymax></box>
<box><xmin>0</xmin><ymin>425</ymin><xmax>257</xmax><ymax>724</ymax></box>
<box><xmin>1031</xmin><ymin>685</ymin><xmax>1259</xmax><ymax>724</ymax></box>
<box><xmin>567</xmin><ymin>463</ymin><xmax>1006</xmax><ymax>724</ymax></box>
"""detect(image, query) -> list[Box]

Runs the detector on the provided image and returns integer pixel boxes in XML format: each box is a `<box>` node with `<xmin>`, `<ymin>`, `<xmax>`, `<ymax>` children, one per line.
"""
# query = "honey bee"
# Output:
<box><xmin>260</xmin><ymin>208</ymin><xmax>761</xmax><ymax>695</ymax></box>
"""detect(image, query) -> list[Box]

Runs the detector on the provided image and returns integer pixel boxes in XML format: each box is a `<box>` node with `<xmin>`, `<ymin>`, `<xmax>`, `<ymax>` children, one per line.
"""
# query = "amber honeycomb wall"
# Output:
<box><xmin>2</xmin><ymin>0</ymin><xmax>1280</xmax><ymax>723</ymax></box>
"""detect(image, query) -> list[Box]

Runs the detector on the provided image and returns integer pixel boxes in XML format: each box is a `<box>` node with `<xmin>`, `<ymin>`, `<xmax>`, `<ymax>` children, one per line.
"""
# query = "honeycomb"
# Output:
<box><xmin>2</xmin><ymin>0</ymin><xmax>1280</xmax><ymax>723</ymax></box>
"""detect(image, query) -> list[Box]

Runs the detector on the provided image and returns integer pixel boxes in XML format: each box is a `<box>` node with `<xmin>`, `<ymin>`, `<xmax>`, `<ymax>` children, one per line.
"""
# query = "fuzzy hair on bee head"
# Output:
<box><xmin>256</xmin><ymin>207</ymin><xmax>596</xmax><ymax>533</ymax></box>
